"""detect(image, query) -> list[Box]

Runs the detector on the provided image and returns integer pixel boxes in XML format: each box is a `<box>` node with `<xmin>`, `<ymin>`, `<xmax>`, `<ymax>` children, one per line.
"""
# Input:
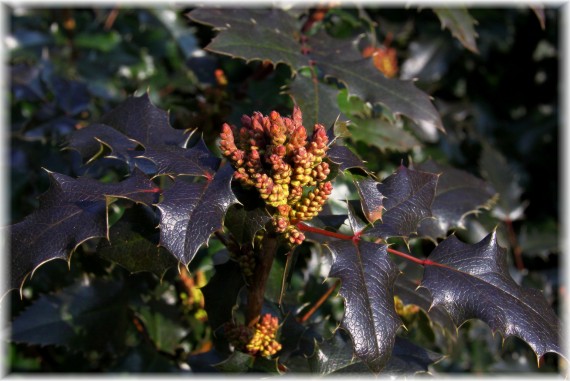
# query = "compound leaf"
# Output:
<box><xmin>416</xmin><ymin>160</ymin><xmax>497</xmax><ymax>240</ymax></box>
<box><xmin>363</xmin><ymin>166</ymin><xmax>438</xmax><ymax>240</ymax></box>
<box><xmin>187</xmin><ymin>8</ymin><xmax>306</xmax><ymax>71</ymax></box>
<box><xmin>156</xmin><ymin>164</ymin><xmax>238</xmax><ymax>265</ymax></box>
<box><xmin>326</xmin><ymin>240</ymin><xmax>402</xmax><ymax>373</ymax></box>
<box><xmin>10</xmin><ymin>278</ymin><xmax>129</xmax><ymax>352</ymax></box>
<box><xmin>9</xmin><ymin>170</ymin><xmax>158</xmax><ymax>293</ymax></box>
<box><xmin>433</xmin><ymin>8</ymin><xmax>479</xmax><ymax>53</ymax></box>
<box><xmin>307</xmin><ymin>30</ymin><xmax>444</xmax><ymax>133</ymax></box>
<box><xmin>421</xmin><ymin>232</ymin><xmax>563</xmax><ymax>361</ymax></box>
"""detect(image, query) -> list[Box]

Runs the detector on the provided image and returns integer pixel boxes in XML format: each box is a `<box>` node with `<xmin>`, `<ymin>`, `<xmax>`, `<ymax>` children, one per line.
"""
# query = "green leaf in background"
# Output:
<box><xmin>74</xmin><ymin>31</ymin><xmax>121</xmax><ymax>52</ymax></box>
<box><xmin>287</xmin><ymin>73</ymin><xmax>346</xmax><ymax>129</ymax></box>
<box><xmin>433</xmin><ymin>8</ymin><xmax>479</xmax><ymax>53</ymax></box>
<box><xmin>10</xmin><ymin>279</ymin><xmax>129</xmax><ymax>352</ymax></box>
<box><xmin>348</xmin><ymin>117</ymin><xmax>420</xmax><ymax>153</ymax></box>
<box><xmin>135</xmin><ymin>305</ymin><xmax>188</xmax><ymax>354</ymax></box>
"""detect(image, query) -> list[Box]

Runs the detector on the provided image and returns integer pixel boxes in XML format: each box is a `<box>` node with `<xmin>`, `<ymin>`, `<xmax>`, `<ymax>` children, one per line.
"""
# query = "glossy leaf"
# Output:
<box><xmin>10</xmin><ymin>279</ymin><xmax>129</xmax><ymax>352</ymax></box>
<box><xmin>416</xmin><ymin>160</ymin><xmax>497</xmax><ymax>240</ymax></box>
<box><xmin>140</xmin><ymin>138</ymin><xmax>220</xmax><ymax>178</ymax></box>
<box><xmin>354</xmin><ymin>176</ymin><xmax>384</xmax><ymax>224</ymax></box>
<box><xmin>327</xmin><ymin>145</ymin><xmax>368</xmax><ymax>173</ymax></box>
<box><xmin>433</xmin><ymin>8</ymin><xmax>479</xmax><ymax>53</ymax></box>
<box><xmin>363</xmin><ymin>166</ymin><xmax>438</xmax><ymax>240</ymax></box>
<box><xmin>224</xmin><ymin>203</ymin><xmax>272</xmax><ymax>246</ymax></box>
<box><xmin>393</xmin><ymin>275</ymin><xmax>455</xmax><ymax>333</ymax></box>
<box><xmin>326</xmin><ymin>240</ymin><xmax>401</xmax><ymax>373</ymax></box>
<box><xmin>9</xmin><ymin>170</ymin><xmax>158</xmax><ymax>293</ymax></box>
<box><xmin>187</xmin><ymin>8</ymin><xmax>306</xmax><ymax>71</ymax></box>
<box><xmin>421</xmin><ymin>232</ymin><xmax>563</xmax><ymax>361</ymax></box>
<box><xmin>97</xmin><ymin>206</ymin><xmax>177</xmax><ymax>278</ymax></box>
<box><xmin>157</xmin><ymin>164</ymin><xmax>238</xmax><ymax>265</ymax></box>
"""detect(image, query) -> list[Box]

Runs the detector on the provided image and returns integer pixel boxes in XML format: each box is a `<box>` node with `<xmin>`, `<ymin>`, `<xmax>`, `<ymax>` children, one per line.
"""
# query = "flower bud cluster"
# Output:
<box><xmin>228</xmin><ymin>242</ymin><xmax>256</xmax><ymax>281</ymax></box>
<box><xmin>246</xmin><ymin>314</ymin><xmax>282</xmax><ymax>357</ymax></box>
<box><xmin>224</xmin><ymin>314</ymin><xmax>282</xmax><ymax>358</ymax></box>
<box><xmin>220</xmin><ymin>107</ymin><xmax>332</xmax><ymax>245</ymax></box>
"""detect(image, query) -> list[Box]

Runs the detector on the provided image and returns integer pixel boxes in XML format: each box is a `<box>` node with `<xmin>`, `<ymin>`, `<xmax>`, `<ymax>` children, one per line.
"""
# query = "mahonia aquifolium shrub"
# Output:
<box><xmin>224</xmin><ymin>313</ymin><xmax>282</xmax><ymax>357</ymax></box>
<box><xmin>220</xmin><ymin>106</ymin><xmax>332</xmax><ymax>245</ymax></box>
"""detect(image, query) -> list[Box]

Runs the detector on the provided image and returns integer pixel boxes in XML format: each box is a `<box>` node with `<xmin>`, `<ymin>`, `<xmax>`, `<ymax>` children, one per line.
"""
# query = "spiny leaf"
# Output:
<box><xmin>67</xmin><ymin>93</ymin><xmax>186</xmax><ymax>167</ymax></box>
<box><xmin>97</xmin><ymin>206</ymin><xmax>177</xmax><ymax>278</ymax></box>
<box><xmin>363</xmin><ymin>166</ymin><xmax>438</xmax><ymax>240</ymax></box>
<box><xmin>187</xmin><ymin>8</ymin><xmax>306</xmax><ymax>71</ymax></box>
<box><xmin>224</xmin><ymin>203</ymin><xmax>272</xmax><ymax>246</ymax></box>
<box><xmin>420</xmin><ymin>232</ymin><xmax>563</xmax><ymax>361</ymax></box>
<box><xmin>416</xmin><ymin>159</ymin><xmax>497</xmax><ymax>240</ymax></box>
<box><xmin>140</xmin><ymin>138</ymin><xmax>220</xmax><ymax>178</ymax></box>
<box><xmin>393</xmin><ymin>275</ymin><xmax>455</xmax><ymax>333</ymax></box>
<box><xmin>433</xmin><ymin>8</ymin><xmax>479</xmax><ymax>53</ymax></box>
<box><xmin>327</xmin><ymin>145</ymin><xmax>368</xmax><ymax>173</ymax></box>
<box><xmin>307</xmin><ymin>30</ymin><xmax>444</xmax><ymax>133</ymax></box>
<box><xmin>10</xmin><ymin>279</ymin><xmax>129</xmax><ymax>352</ymax></box>
<box><xmin>354</xmin><ymin>176</ymin><xmax>384</xmax><ymax>224</ymax></box>
<box><xmin>9</xmin><ymin>170</ymin><xmax>158</xmax><ymax>294</ymax></box>
<box><xmin>326</xmin><ymin>240</ymin><xmax>402</xmax><ymax>373</ymax></box>
<box><xmin>287</xmin><ymin>74</ymin><xmax>346</xmax><ymax>129</ymax></box>
<box><xmin>157</xmin><ymin>164</ymin><xmax>238</xmax><ymax>265</ymax></box>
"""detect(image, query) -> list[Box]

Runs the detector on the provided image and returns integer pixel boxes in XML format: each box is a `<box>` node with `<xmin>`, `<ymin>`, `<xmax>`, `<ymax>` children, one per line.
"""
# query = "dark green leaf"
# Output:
<box><xmin>224</xmin><ymin>204</ymin><xmax>271</xmax><ymax>246</ymax></box>
<box><xmin>136</xmin><ymin>305</ymin><xmax>188</xmax><ymax>354</ymax></box>
<box><xmin>187</xmin><ymin>8</ymin><xmax>306</xmax><ymax>71</ymax></box>
<box><xmin>97</xmin><ymin>206</ymin><xmax>177</xmax><ymax>278</ymax></box>
<box><xmin>287</xmin><ymin>74</ymin><xmax>345</xmax><ymax>129</ymax></box>
<box><xmin>213</xmin><ymin>351</ymin><xmax>253</xmax><ymax>372</ymax></box>
<box><xmin>10</xmin><ymin>279</ymin><xmax>129</xmax><ymax>352</ymax></box>
<box><xmin>433</xmin><ymin>8</ymin><xmax>479</xmax><ymax>53</ymax></box>
<box><xmin>348</xmin><ymin>118</ymin><xmax>420</xmax><ymax>153</ymax></box>
<box><xmin>202</xmin><ymin>260</ymin><xmax>245</xmax><ymax>331</ymax></box>
<box><xmin>326</xmin><ymin>240</ymin><xmax>402</xmax><ymax>373</ymax></box>
<box><xmin>421</xmin><ymin>232</ymin><xmax>563</xmax><ymax>361</ymax></box>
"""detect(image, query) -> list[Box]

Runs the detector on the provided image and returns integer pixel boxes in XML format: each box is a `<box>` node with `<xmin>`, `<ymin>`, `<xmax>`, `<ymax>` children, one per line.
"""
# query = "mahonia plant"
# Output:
<box><xmin>7</xmin><ymin>6</ymin><xmax>564</xmax><ymax>377</ymax></box>
<box><xmin>220</xmin><ymin>106</ymin><xmax>332</xmax><ymax>245</ymax></box>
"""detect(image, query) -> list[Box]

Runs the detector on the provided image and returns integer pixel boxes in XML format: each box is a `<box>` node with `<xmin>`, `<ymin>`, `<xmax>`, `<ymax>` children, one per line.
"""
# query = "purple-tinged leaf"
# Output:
<box><xmin>363</xmin><ymin>166</ymin><xmax>438</xmax><ymax>240</ymax></box>
<box><xmin>421</xmin><ymin>232</ymin><xmax>563</xmax><ymax>361</ymax></box>
<box><xmin>140</xmin><ymin>138</ymin><xmax>220</xmax><ymax>178</ymax></box>
<box><xmin>416</xmin><ymin>160</ymin><xmax>497</xmax><ymax>240</ymax></box>
<box><xmin>530</xmin><ymin>5</ymin><xmax>546</xmax><ymax>29</ymax></box>
<box><xmin>97</xmin><ymin>206</ymin><xmax>177</xmax><ymax>279</ymax></box>
<box><xmin>99</xmin><ymin>93</ymin><xmax>185</xmax><ymax>148</ymax></box>
<box><xmin>9</xmin><ymin>170</ymin><xmax>158</xmax><ymax>294</ymax></box>
<box><xmin>187</xmin><ymin>8</ymin><xmax>307</xmax><ymax>71</ymax></box>
<box><xmin>354</xmin><ymin>177</ymin><xmax>384</xmax><ymax>224</ymax></box>
<box><xmin>67</xmin><ymin>123</ymin><xmax>139</xmax><ymax>164</ymax></box>
<box><xmin>327</xmin><ymin>145</ymin><xmax>368</xmax><ymax>173</ymax></box>
<box><xmin>432</xmin><ymin>8</ymin><xmax>479</xmax><ymax>53</ymax></box>
<box><xmin>326</xmin><ymin>240</ymin><xmax>402</xmax><ymax>373</ymax></box>
<box><xmin>393</xmin><ymin>275</ymin><xmax>455</xmax><ymax>333</ymax></box>
<box><xmin>307</xmin><ymin>30</ymin><xmax>444</xmax><ymax>134</ymax></box>
<box><xmin>157</xmin><ymin>164</ymin><xmax>238</xmax><ymax>265</ymax></box>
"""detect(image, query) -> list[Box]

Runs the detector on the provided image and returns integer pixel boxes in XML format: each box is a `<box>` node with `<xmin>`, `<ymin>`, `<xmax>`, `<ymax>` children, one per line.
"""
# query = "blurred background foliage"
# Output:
<box><xmin>5</xmin><ymin>5</ymin><xmax>561</xmax><ymax>374</ymax></box>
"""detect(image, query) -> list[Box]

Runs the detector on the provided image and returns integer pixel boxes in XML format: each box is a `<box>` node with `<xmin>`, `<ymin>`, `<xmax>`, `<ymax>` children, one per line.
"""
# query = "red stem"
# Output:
<box><xmin>297</xmin><ymin>223</ymin><xmax>445</xmax><ymax>268</ymax></box>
